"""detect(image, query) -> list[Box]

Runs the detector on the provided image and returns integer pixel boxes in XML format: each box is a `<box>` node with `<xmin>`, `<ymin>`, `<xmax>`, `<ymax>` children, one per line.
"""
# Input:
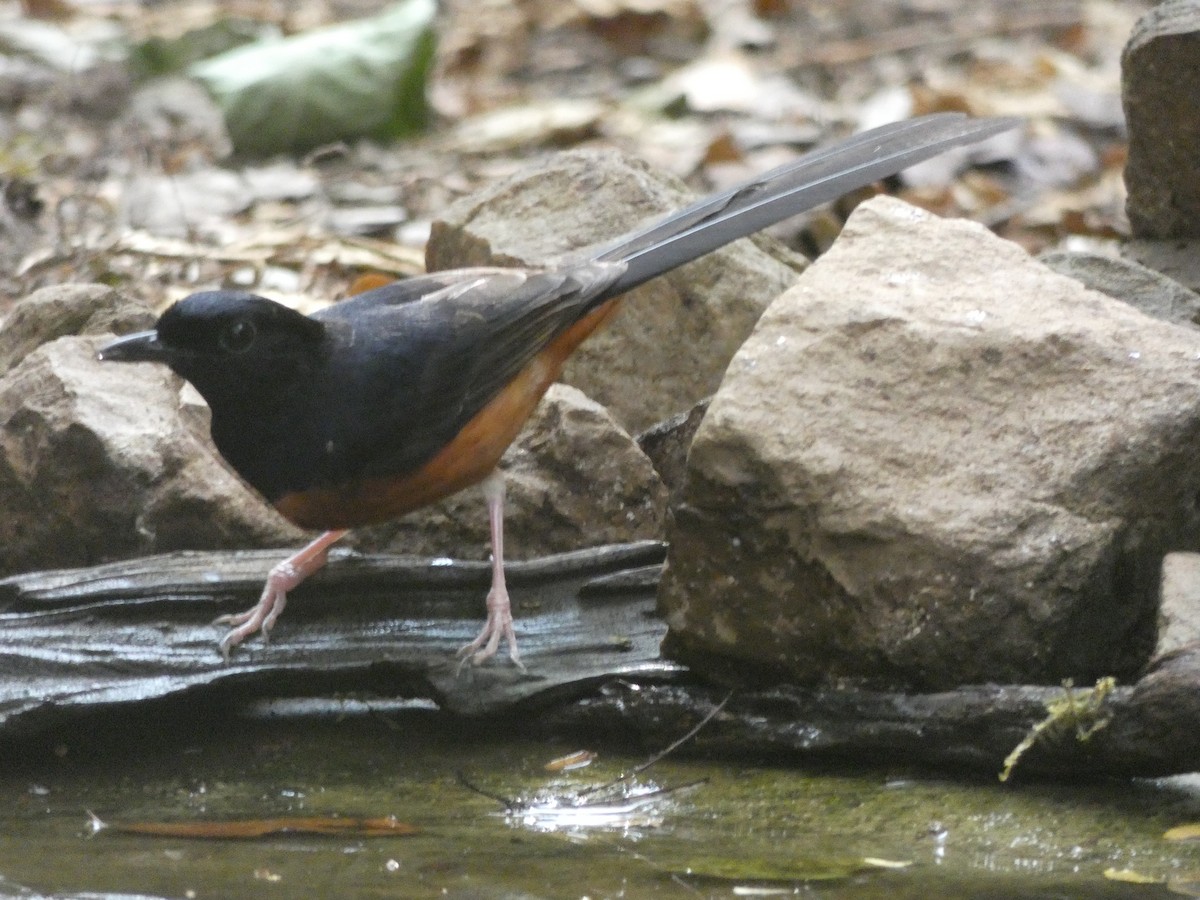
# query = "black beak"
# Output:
<box><xmin>97</xmin><ymin>330</ymin><xmax>169</xmax><ymax>363</ymax></box>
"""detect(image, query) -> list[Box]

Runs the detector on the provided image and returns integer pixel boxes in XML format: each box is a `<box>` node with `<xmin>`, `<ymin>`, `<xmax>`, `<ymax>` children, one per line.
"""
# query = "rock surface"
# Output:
<box><xmin>426</xmin><ymin>147</ymin><xmax>806</xmax><ymax>432</ymax></box>
<box><xmin>1122</xmin><ymin>0</ymin><xmax>1200</xmax><ymax>238</ymax></box>
<box><xmin>660</xmin><ymin>195</ymin><xmax>1200</xmax><ymax>690</ymax></box>
<box><xmin>1157</xmin><ymin>552</ymin><xmax>1200</xmax><ymax>659</ymax></box>
<box><xmin>1122</xmin><ymin>239</ymin><xmax>1200</xmax><ymax>296</ymax></box>
<box><xmin>1039</xmin><ymin>250</ymin><xmax>1200</xmax><ymax>330</ymax></box>
<box><xmin>637</xmin><ymin>397</ymin><xmax>709</xmax><ymax>509</ymax></box>
<box><xmin>0</xmin><ymin>283</ymin><xmax>154</xmax><ymax>376</ymax></box>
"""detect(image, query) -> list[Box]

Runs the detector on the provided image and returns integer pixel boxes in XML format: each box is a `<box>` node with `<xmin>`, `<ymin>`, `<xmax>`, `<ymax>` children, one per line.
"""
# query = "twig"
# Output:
<box><xmin>455</xmin><ymin>771</ymin><xmax>521</xmax><ymax>811</ymax></box>
<box><xmin>454</xmin><ymin>692</ymin><xmax>730</xmax><ymax>814</ymax></box>
<box><xmin>574</xmin><ymin>690</ymin><xmax>732</xmax><ymax>800</ymax></box>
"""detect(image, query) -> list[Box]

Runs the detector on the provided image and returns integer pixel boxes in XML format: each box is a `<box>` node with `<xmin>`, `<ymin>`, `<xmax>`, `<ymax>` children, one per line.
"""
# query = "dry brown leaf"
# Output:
<box><xmin>1165</xmin><ymin>824</ymin><xmax>1200</xmax><ymax>842</ymax></box>
<box><xmin>544</xmin><ymin>750</ymin><xmax>597</xmax><ymax>772</ymax></box>
<box><xmin>97</xmin><ymin>813</ymin><xmax>418</xmax><ymax>840</ymax></box>
<box><xmin>1104</xmin><ymin>868</ymin><xmax>1163</xmax><ymax>885</ymax></box>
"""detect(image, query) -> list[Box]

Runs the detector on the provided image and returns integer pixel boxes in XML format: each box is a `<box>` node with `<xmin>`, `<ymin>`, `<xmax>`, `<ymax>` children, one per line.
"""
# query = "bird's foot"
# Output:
<box><xmin>213</xmin><ymin>529</ymin><xmax>346</xmax><ymax>662</ymax></box>
<box><xmin>214</xmin><ymin>561</ymin><xmax>297</xmax><ymax>660</ymax></box>
<box><xmin>456</xmin><ymin>583</ymin><xmax>525</xmax><ymax>673</ymax></box>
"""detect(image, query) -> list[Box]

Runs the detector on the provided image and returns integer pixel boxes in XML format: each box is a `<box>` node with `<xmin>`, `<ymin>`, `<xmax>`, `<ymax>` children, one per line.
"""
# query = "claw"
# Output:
<box><xmin>214</xmin><ymin>529</ymin><xmax>346</xmax><ymax>661</ymax></box>
<box><xmin>456</xmin><ymin>581</ymin><xmax>524</xmax><ymax>672</ymax></box>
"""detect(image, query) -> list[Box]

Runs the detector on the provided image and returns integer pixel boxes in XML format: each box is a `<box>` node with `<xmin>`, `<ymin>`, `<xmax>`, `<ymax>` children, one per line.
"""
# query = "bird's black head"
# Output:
<box><xmin>99</xmin><ymin>291</ymin><xmax>327</xmax><ymax>410</ymax></box>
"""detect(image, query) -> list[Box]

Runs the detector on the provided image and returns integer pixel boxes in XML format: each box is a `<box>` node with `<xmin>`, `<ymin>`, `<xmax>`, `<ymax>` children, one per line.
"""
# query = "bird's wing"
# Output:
<box><xmin>313</xmin><ymin>261</ymin><xmax>625</xmax><ymax>483</ymax></box>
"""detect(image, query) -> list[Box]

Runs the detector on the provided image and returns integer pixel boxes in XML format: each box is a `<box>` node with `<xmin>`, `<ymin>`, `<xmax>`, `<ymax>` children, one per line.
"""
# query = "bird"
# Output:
<box><xmin>99</xmin><ymin>113</ymin><xmax>1017</xmax><ymax>667</ymax></box>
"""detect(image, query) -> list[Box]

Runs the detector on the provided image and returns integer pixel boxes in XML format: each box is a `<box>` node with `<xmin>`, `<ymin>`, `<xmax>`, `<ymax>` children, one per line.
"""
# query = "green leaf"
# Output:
<box><xmin>189</xmin><ymin>0</ymin><xmax>436</xmax><ymax>158</ymax></box>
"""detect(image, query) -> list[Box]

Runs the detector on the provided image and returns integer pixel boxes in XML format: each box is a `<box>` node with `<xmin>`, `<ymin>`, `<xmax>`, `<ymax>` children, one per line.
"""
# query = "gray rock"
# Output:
<box><xmin>1039</xmin><ymin>250</ymin><xmax>1200</xmax><ymax>330</ymax></box>
<box><xmin>1122</xmin><ymin>0</ymin><xmax>1200</xmax><ymax>238</ymax></box>
<box><xmin>1157</xmin><ymin>553</ymin><xmax>1200</xmax><ymax>658</ymax></box>
<box><xmin>1122</xmin><ymin>239</ymin><xmax>1200</xmax><ymax>296</ymax></box>
<box><xmin>637</xmin><ymin>397</ymin><xmax>709</xmax><ymax>509</ymax></box>
<box><xmin>0</xmin><ymin>284</ymin><xmax>153</xmax><ymax>377</ymax></box>
<box><xmin>660</xmin><ymin>195</ymin><xmax>1200</xmax><ymax>690</ymax></box>
<box><xmin>355</xmin><ymin>382</ymin><xmax>668</xmax><ymax>560</ymax></box>
<box><xmin>426</xmin><ymin>148</ymin><xmax>806</xmax><ymax>433</ymax></box>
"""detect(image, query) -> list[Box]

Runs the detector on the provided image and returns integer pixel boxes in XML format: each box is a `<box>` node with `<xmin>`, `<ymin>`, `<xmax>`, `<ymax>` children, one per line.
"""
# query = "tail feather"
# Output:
<box><xmin>591</xmin><ymin>112</ymin><xmax>1018</xmax><ymax>300</ymax></box>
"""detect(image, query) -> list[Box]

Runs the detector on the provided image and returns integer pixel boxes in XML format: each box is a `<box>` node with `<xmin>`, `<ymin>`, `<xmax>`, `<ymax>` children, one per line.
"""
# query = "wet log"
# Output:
<box><xmin>542</xmin><ymin>648</ymin><xmax>1200</xmax><ymax>779</ymax></box>
<box><xmin>2</xmin><ymin>543</ymin><xmax>1198</xmax><ymax>778</ymax></box>
<box><xmin>0</xmin><ymin>541</ymin><xmax>677</xmax><ymax>734</ymax></box>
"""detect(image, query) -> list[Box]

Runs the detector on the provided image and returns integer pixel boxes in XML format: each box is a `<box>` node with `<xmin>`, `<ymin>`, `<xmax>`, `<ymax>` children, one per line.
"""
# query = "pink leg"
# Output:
<box><xmin>215</xmin><ymin>529</ymin><xmax>348</xmax><ymax>660</ymax></box>
<box><xmin>457</xmin><ymin>471</ymin><xmax>524</xmax><ymax>670</ymax></box>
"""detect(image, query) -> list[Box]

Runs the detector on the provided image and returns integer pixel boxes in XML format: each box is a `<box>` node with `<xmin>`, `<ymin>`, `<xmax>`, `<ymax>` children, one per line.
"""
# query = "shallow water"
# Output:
<box><xmin>2</xmin><ymin>705</ymin><xmax>1198</xmax><ymax>898</ymax></box>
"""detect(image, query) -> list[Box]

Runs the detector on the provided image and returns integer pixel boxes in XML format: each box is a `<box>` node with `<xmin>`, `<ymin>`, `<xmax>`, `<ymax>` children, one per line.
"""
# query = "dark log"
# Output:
<box><xmin>541</xmin><ymin>654</ymin><xmax>1200</xmax><ymax>779</ymax></box>
<box><xmin>0</xmin><ymin>541</ymin><xmax>677</xmax><ymax>733</ymax></box>
<box><xmin>2</xmin><ymin>543</ymin><xmax>1198</xmax><ymax>778</ymax></box>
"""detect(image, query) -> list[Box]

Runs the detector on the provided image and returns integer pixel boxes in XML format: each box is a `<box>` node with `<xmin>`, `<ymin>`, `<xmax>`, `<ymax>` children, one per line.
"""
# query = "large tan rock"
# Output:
<box><xmin>426</xmin><ymin>148</ymin><xmax>806</xmax><ymax>432</ymax></box>
<box><xmin>660</xmin><ymin>196</ymin><xmax>1200</xmax><ymax>690</ymax></box>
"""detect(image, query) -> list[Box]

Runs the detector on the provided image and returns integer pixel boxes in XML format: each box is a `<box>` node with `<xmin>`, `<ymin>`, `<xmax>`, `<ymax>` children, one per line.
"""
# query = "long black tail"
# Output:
<box><xmin>590</xmin><ymin>113</ymin><xmax>1018</xmax><ymax>300</ymax></box>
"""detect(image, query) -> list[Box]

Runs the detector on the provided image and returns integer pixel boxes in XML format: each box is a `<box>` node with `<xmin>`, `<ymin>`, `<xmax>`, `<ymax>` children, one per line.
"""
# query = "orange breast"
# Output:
<box><xmin>273</xmin><ymin>297</ymin><xmax>624</xmax><ymax>530</ymax></box>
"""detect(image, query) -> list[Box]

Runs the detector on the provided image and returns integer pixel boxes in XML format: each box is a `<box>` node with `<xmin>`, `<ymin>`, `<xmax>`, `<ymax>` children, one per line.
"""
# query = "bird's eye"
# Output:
<box><xmin>218</xmin><ymin>319</ymin><xmax>257</xmax><ymax>354</ymax></box>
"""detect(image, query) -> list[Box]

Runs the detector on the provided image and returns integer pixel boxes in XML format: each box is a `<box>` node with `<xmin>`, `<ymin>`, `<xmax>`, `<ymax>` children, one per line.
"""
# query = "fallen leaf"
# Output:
<box><xmin>544</xmin><ymin>750</ymin><xmax>597</xmax><ymax>772</ymax></box>
<box><xmin>1103</xmin><ymin>868</ymin><xmax>1163</xmax><ymax>884</ymax></box>
<box><xmin>862</xmin><ymin>857</ymin><xmax>913</xmax><ymax>869</ymax></box>
<box><xmin>190</xmin><ymin>0</ymin><xmax>437</xmax><ymax>156</ymax></box>
<box><xmin>93</xmin><ymin>813</ymin><xmax>418</xmax><ymax>839</ymax></box>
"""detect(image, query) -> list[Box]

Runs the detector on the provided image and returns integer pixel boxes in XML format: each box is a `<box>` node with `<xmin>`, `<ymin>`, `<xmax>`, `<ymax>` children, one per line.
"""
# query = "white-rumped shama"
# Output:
<box><xmin>99</xmin><ymin>113</ymin><xmax>1017</xmax><ymax>666</ymax></box>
